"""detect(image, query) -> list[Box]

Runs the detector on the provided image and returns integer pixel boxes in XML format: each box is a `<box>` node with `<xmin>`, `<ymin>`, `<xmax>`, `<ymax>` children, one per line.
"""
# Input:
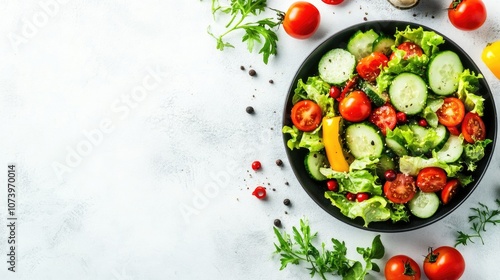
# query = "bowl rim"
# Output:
<box><xmin>282</xmin><ymin>20</ymin><xmax>497</xmax><ymax>233</ymax></box>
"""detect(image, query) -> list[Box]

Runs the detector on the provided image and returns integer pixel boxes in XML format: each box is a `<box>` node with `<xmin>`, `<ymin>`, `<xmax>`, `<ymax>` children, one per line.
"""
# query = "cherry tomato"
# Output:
<box><xmin>252</xmin><ymin>186</ymin><xmax>267</xmax><ymax>199</ymax></box>
<box><xmin>385</xmin><ymin>255</ymin><xmax>421</xmax><ymax>280</ymax></box>
<box><xmin>356</xmin><ymin>52</ymin><xmax>389</xmax><ymax>82</ymax></box>
<box><xmin>448</xmin><ymin>0</ymin><xmax>487</xmax><ymax>31</ymax></box>
<box><xmin>416</xmin><ymin>167</ymin><xmax>447</xmax><ymax>192</ymax></box>
<box><xmin>441</xmin><ymin>179</ymin><xmax>459</xmax><ymax>205</ymax></box>
<box><xmin>291</xmin><ymin>100</ymin><xmax>322</xmax><ymax>132</ymax></box>
<box><xmin>437</xmin><ymin>97</ymin><xmax>465</xmax><ymax>127</ymax></box>
<box><xmin>482</xmin><ymin>40</ymin><xmax>500</xmax><ymax>79</ymax></box>
<box><xmin>346</xmin><ymin>192</ymin><xmax>356</xmax><ymax>201</ymax></box>
<box><xmin>423</xmin><ymin>246</ymin><xmax>465</xmax><ymax>280</ymax></box>
<box><xmin>396</xmin><ymin>111</ymin><xmax>407</xmax><ymax>124</ymax></box>
<box><xmin>383</xmin><ymin>173</ymin><xmax>417</xmax><ymax>204</ymax></box>
<box><xmin>326</xmin><ymin>179</ymin><xmax>339</xmax><ymax>192</ymax></box>
<box><xmin>447</xmin><ymin>125</ymin><xmax>461</xmax><ymax>136</ymax></box>
<box><xmin>282</xmin><ymin>2</ymin><xmax>320</xmax><ymax>39</ymax></box>
<box><xmin>329</xmin><ymin>85</ymin><xmax>341</xmax><ymax>99</ymax></box>
<box><xmin>461</xmin><ymin>112</ymin><xmax>486</xmax><ymax>143</ymax></box>
<box><xmin>322</xmin><ymin>0</ymin><xmax>344</xmax><ymax>4</ymax></box>
<box><xmin>339</xmin><ymin>90</ymin><xmax>372</xmax><ymax>122</ymax></box>
<box><xmin>369</xmin><ymin>104</ymin><xmax>397</xmax><ymax>135</ymax></box>
<box><xmin>251</xmin><ymin>160</ymin><xmax>262</xmax><ymax>171</ymax></box>
<box><xmin>356</xmin><ymin>192</ymin><xmax>370</xmax><ymax>202</ymax></box>
<box><xmin>390</xmin><ymin>42</ymin><xmax>424</xmax><ymax>60</ymax></box>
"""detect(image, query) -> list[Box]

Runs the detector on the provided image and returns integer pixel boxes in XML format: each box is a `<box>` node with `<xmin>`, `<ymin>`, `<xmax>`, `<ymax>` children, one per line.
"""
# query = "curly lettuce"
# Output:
<box><xmin>282</xmin><ymin>125</ymin><xmax>324</xmax><ymax>152</ymax></box>
<box><xmin>456</xmin><ymin>69</ymin><xmax>485</xmax><ymax>116</ymax></box>
<box><xmin>293</xmin><ymin>76</ymin><xmax>334</xmax><ymax>115</ymax></box>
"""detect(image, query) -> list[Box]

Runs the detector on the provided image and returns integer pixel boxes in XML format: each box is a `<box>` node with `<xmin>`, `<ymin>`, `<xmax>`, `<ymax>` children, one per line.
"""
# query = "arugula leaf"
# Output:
<box><xmin>208</xmin><ymin>0</ymin><xmax>281</xmax><ymax>64</ymax></box>
<box><xmin>273</xmin><ymin>219</ymin><xmax>385</xmax><ymax>279</ymax></box>
<box><xmin>455</xmin><ymin>199</ymin><xmax>500</xmax><ymax>246</ymax></box>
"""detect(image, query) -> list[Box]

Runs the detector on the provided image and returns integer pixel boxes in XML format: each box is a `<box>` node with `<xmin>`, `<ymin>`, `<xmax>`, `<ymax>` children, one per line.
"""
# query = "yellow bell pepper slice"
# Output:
<box><xmin>482</xmin><ymin>41</ymin><xmax>500</xmax><ymax>79</ymax></box>
<box><xmin>322</xmin><ymin>116</ymin><xmax>350</xmax><ymax>172</ymax></box>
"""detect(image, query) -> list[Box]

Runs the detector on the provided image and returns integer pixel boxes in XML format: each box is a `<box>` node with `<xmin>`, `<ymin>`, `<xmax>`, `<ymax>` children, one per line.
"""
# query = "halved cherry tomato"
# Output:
<box><xmin>385</xmin><ymin>255</ymin><xmax>421</xmax><ymax>280</ymax></box>
<box><xmin>369</xmin><ymin>104</ymin><xmax>397</xmax><ymax>135</ymax></box>
<box><xmin>339</xmin><ymin>90</ymin><xmax>372</xmax><ymax>122</ymax></box>
<box><xmin>356</xmin><ymin>52</ymin><xmax>389</xmax><ymax>82</ymax></box>
<box><xmin>447</xmin><ymin>125</ymin><xmax>461</xmax><ymax>136</ymax></box>
<box><xmin>282</xmin><ymin>2</ymin><xmax>320</xmax><ymax>39</ymax></box>
<box><xmin>390</xmin><ymin>42</ymin><xmax>424</xmax><ymax>60</ymax></box>
<box><xmin>423</xmin><ymin>246</ymin><xmax>465</xmax><ymax>280</ymax></box>
<box><xmin>384</xmin><ymin>173</ymin><xmax>417</xmax><ymax>204</ymax></box>
<box><xmin>461</xmin><ymin>112</ymin><xmax>486</xmax><ymax>143</ymax></box>
<box><xmin>441</xmin><ymin>179</ymin><xmax>459</xmax><ymax>205</ymax></box>
<box><xmin>291</xmin><ymin>100</ymin><xmax>322</xmax><ymax>132</ymax></box>
<box><xmin>448</xmin><ymin>0</ymin><xmax>487</xmax><ymax>31</ymax></box>
<box><xmin>437</xmin><ymin>97</ymin><xmax>465</xmax><ymax>127</ymax></box>
<box><xmin>416</xmin><ymin>167</ymin><xmax>447</xmax><ymax>192</ymax></box>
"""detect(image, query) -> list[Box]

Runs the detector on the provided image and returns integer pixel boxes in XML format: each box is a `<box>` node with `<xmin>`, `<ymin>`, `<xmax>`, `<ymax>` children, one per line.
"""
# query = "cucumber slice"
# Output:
<box><xmin>304</xmin><ymin>152</ymin><xmax>328</xmax><ymax>181</ymax></box>
<box><xmin>427</xmin><ymin>50</ymin><xmax>464</xmax><ymax>96</ymax></box>
<box><xmin>436</xmin><ymin>135</ymin><xmax>464</xmax><ymax>163</ymax></box>
<box><xmin>318</xmin><ymin>48</ymin><xmax>356</xmax><ymax>85</ymax></box>
<box><xmin>362</xmin><ymin>81</ymin><xmax>388</xmax><ymax>107</ymax></box>
<box><xmin>376</xmin><ymin>153</ymin><xmax>397</xmax><ymax>178</ymax></box>
<box><xmin>408</xmin><ymin>191</ymin><xmax>440</xmax><ymax>219</ymax></box>
<box><xmin>345</xmin><ymin>122</ymin><xmax>384</xmax><ymax>159</ymax></box>
<box><xmin>347</xmin><ymin>29</ymin><xmax>379</xmax><ymax>61</ymax></box>
<box><xmin>386</xmin><ymin>138</ymin><xmax>408</xmax><ymax>157</ymax></box>
<box><xmin>372</xmin><ymin>36</ymin><xmax>395</xmax><ymax>56</ymax></box>
<box><xmin>432</xmin><ymin>125</ymin><xmax>450</xmax><ymax>151</ymax></box>
<box><xmin>389</xmin><ymin>73</ymin><xmax>427</xmax><ymax>115</ymax></box>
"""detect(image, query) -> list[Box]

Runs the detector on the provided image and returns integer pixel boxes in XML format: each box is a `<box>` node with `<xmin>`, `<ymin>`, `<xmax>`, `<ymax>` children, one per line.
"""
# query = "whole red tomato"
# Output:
<box><xmin>322</xmin><ymin>0</ymin><xmax>344</xmax><ymax>4</ymax></box>
<box><xmin>385</xmin><ymin>255</ymin><xmax>421</xmax><ymax>280</ymax></box>
<box><xmin>339</xmin><ymin>90</ymin><xmax>372</xmax><ymax>122</ymax></box>
<box><xmin>448</xmin><ymin>0</ymin><xmax>487</xmax><ymax>31</ymax></box>
<box><xmin>423</xmin><ymin>246</ymin><xmax>465</xmax><ymax>280</ymax></box>
<box><xmin>282</xmin><ymin>2</ymin><xmax>320</xmax><ymax>39</ymax></box>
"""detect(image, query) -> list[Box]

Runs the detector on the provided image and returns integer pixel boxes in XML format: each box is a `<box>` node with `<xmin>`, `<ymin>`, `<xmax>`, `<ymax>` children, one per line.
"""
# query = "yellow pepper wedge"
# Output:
<box><xmin>482</xmin><ymin>41</ymin><xmax>500</xmax><ymax>79</ymax></box>
<box><xmin>322</xmin><ymin>116</ymin><xmax>350</xmax><ymax>172</ymax></box>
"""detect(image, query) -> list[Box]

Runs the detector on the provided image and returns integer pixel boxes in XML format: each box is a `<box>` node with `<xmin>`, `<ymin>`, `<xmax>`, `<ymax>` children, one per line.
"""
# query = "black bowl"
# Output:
<box><xmin>282</xmin><ymin>20</ymin><xmax>497</xmax><ymax>232</ymax></box>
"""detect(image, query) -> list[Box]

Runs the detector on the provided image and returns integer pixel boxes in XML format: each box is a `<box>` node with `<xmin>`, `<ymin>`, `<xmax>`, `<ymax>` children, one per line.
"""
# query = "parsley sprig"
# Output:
<box><xmin>455</xmin><ymin>199</ymin><xmax>500</xmax><ymax>246</ymax></box>
<box><xmin>273</xmin><ymin>219</ymin><xmax>385</xmax><ymax>280</ymax></box>
<box><xmin>208</xmin><ymin>0</ymin><xmax>282</xmax><ymax>64</ymax></box>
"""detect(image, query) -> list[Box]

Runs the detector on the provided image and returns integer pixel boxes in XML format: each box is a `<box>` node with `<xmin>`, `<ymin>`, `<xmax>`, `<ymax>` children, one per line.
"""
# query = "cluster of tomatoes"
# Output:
<box><xmin>385</xmin><ymin>246</ymin><xmax>465</xmax><ymax>280</ymax></box>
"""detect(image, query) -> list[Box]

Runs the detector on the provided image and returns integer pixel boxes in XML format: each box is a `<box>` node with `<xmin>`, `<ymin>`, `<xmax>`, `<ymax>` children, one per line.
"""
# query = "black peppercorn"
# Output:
<box><xmin>246</xmin><ymin>106</ymin><xmax>254</xmax><ymax>114</ymax></box>
<box><xmin>283</xmin><ymin>199</ymin><xmax>290</xmax><ymax>206</ymax></box>
<box><xmin>248</xmin><ymin>69</ymin><xmax>257</xmax><ymax>76</ymax></box>
<box><xmin>275</xmin><ymin>159</ymin><xmax>283</xmax><ymax>166</ymax></box>
<box><xmin>274</xmin><ymin>219</ymin><xmax>282</xmax><ymax>227</ymax></box>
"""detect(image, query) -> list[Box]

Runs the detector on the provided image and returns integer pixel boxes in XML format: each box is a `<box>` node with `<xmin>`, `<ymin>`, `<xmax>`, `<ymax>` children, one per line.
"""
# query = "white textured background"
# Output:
<box><xmin>0</xmin><ymin>0</ymin><xmax>499</xmax><ymax>279</ymax></box>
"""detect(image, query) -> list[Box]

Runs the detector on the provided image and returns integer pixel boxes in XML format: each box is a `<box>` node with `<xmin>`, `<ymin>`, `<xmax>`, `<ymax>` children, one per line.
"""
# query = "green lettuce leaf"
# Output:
<box><xmin>376</xmin><ymin>50</ymin><xmax>429</xmax><ymax>92</ymax></box>
<box><xmin>320</xmin><ymin>159</ymin><xmax>382</xmax><ymax>196</ymax></box>
<box><xmin>282</xmin><ymin>125</ymin><xmax>324</xmax><ymax>152</ymax></box>
<box><xmin>456</xmin><ymin>69</ymin><xmax>485</xmax><ymax>116</ymax></box>
<box><xmin>293</xmin><ymin>76</ymin><xmax>334</xmax><ymax>115</ymax></box>
<box><xmin>386</xmin><ymin>124</ymin><xmax>438</xmax><ymax>156</ymax></box>
<box><xmin>394</xmin><ymin>26</ymin><xmax>445</xmax><ymax>57</ymax></box>
<box><xmin>324</xmin><ymin>192</ymin><xmax>391</xmax><ymax>227</ymax></box>
<box><xmin>462</xmin><ymin>139</ymin><xmax>492</xmax><ymax>171</ymax></box>
<box><xmin>420</xmin><ymin>97</ymin><xmax>444</xmax><ymax>128</ymax></box>
<box><xmin>389</xmin><ymin>203</ymin><xmax>410</xmax><ymax>223</ymax></box>
<box><xmin>399</xmin><ymin>154</ymin><xmax>463</xmax><ymax>177</ymax></box>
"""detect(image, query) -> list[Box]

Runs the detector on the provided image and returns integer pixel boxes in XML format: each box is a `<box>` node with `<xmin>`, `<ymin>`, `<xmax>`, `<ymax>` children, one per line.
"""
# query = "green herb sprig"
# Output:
<box><xmin>273</xmin><ymin>219</ymin><xmax>385</xmax><ymax>280</ymax></box>
<box><xmin>455</xmin><ymin>199</ymin><xmax>500</xmax><ymax>246</ymax></box>
<box><xmin>207</xmin><ymin>0</ymin><xmax>282</xmax><ymax>64</ymax></box>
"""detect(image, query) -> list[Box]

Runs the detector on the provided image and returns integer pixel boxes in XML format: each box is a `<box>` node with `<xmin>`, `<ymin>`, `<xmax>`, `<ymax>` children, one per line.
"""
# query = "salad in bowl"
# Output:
<box><xmin>282</xmin><ymin>21</ymin><xmax>496</xmax><ymax>232</ymax></box>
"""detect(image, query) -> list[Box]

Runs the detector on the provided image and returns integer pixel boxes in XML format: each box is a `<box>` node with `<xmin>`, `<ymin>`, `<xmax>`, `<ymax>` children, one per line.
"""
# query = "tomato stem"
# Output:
<box><xmin>426</xmin><ymin>247</ymin><xmax>440</xmax><ymax>263</ymax></box>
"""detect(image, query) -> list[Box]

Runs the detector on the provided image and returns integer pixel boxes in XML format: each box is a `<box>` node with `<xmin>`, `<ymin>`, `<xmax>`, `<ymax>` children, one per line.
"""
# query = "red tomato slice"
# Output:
<box><xmin>369</xmin><ymin>104</ymin><xmax>397</xmax><ymax>135</ymax></box>
<box><xmin>356</xmin><ymin>52</ymin><xmax>389</xmax><ymax>82</ymax></box>
<box><xmin>461</xmin><ymin>112</ymin><xmax>486</xmax><ymax>143</ymax></box>
<box><xmin>437</xmin><ymin>97</ymin><xmax>465</xmax><ymax>127</ymax></box>
<box><xmin>384</xmin><ymin>173</ymin><xmax>417</xmax><ymax>204</ymax></box>
<box><xmin>447</xmin><ymin>125</ymin><xmax>461</xmax><ymax>136</ymax></box>
<box><xmin>416</xmin><ymin>167</ymin><xmax>447</xmax><ymax>192</ymax></box>
<box><xmin>290</xmin><ymin>100</ymin><xmax>322</xmax><ymax>132</ymax></box>
<box><xmin>390</xmin><ymin>42</ymin><xmax>424</xmax><ymax>60</ymax></box>
<box><xmin>441</xmin><ymin>179</ymin><xmax>459</xmax><ymax>205</ymax></box>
